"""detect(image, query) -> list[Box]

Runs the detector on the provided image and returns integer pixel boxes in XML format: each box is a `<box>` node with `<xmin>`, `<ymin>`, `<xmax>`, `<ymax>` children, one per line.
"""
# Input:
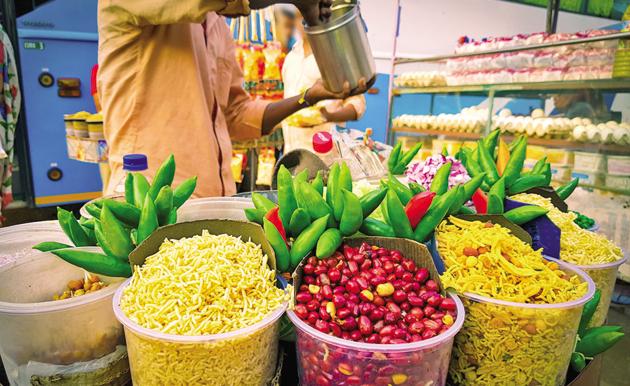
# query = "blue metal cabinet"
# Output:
<box><xmin>17</xmin><ymin>0</ymin><xmax>101</xmax><ymax>206</ymax></box>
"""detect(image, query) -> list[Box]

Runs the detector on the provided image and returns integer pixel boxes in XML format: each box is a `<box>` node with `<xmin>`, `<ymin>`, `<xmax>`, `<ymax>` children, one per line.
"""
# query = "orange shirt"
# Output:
<box><xmin>98</xmin><ymin>0</ymin><xmax>270</xmax><ymax>197</ymax></box>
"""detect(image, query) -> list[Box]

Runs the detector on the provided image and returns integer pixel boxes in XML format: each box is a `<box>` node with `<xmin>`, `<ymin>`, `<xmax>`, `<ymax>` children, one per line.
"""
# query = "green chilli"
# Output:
<box><xmin>264</xmin><ymin>218</ymin><xmax>290</xmax><ymax>272</ymax></box>
<box><xmin>339</xmin><ymin>189</ymin><xmax>363</xmax><ymax>236</ymax></box>
<box><xmin>316</xmin><ymin>228</ymin><xmax>342</xmax><ymax>259</ymax></box>
<box><xmin>148</xmin><ymin>154</ymin><xmax>176</xmax><ymax>200</ymax></box>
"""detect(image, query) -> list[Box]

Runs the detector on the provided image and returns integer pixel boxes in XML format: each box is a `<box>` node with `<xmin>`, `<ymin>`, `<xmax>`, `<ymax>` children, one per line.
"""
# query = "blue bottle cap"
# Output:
<box><xmin>123</xmin><ymin>154</ymin><xmax>148</xmax><ymax>171</ymax></box>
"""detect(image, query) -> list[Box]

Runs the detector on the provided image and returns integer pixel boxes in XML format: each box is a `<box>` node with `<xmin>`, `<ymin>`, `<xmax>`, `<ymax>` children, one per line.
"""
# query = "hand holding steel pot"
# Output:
<box><xmin>295</xmin><ymin>0</ymin><xmax>333</xmax><ymax>26</ymax></box>
<box><xmin>305</xmin><ymin>78</ymin><xmax>369</xmax><ymax>104</ymax></box>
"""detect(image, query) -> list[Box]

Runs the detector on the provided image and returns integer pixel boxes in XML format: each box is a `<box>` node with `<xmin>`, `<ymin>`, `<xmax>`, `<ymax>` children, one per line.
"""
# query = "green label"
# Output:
<box><xmin>24</xmin><ymin>41</ymin><xmax>45</xmax><ymax>50</ymax></box>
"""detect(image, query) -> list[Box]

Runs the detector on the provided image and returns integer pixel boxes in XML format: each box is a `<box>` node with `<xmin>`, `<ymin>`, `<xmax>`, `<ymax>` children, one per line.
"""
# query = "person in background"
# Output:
<box><xmin>281</xmin><ymin>9</ymin><xmax>366</xmax><ymax>153</ymax></box>
<box><xmin>552</xmin><ymin>91</ymin><xmax>611</xmax><ymax>123</ymax></box>
<box><xmin>274</xmin><ymin>5</ymin><xmax>298</xmax><ymax>52</ymax></box>
<box><xmin>98</xmin><ymin>0</ymin><xmax>367</xmax><ymax>197</ymax></box>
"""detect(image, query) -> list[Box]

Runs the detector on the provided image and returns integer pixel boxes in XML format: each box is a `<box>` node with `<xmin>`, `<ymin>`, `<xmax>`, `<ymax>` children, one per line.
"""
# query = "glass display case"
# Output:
<box><xmin>388</xmin><ymin>30</ymin><xmax>630</xmax><ymax>195</ymax></box>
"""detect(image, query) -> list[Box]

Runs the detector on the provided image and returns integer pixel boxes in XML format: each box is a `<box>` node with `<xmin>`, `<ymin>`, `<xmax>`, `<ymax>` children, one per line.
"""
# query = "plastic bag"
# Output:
<box><xmin>19</xmin><ymin>345</ymin><xmax>129</xmax><ymax>386</ymax></box>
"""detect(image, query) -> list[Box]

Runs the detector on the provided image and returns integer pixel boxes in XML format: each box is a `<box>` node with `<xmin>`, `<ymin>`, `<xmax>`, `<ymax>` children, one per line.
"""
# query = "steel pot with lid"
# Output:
<box><xmin>305</xmin><ymin>3</ymin><xmax>376</xmax><ymax>93</ymax></box>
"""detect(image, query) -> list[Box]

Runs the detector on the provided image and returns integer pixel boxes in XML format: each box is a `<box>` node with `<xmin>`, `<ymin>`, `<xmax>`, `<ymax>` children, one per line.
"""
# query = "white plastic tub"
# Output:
<box><xmin>0</xmin><ymin>248</ymin><xmax>126</xmax><ymax>385</ymax></box>
<box><xmin>572</xmin><ymin>170</ymin><xmax>604</xmax><ymax>186</ymax></box>
<box><xmin>177</xmin><ymin>197</ymin><xmax>253</xmax><ymax>222</ymax></box>
<box><xmin>605</xmin><ymin>174</ymin><xmax>630</xmax><ymax>191</ymax></box>
<box><xmin>578</xmin><ymin>256</ymin><xmax>628</xmax><ymax>328</ymax></box>
<box><xmin>113</xmin><ymin>278</ymin><xmax>288</xmax><ymax>385</ymax></box>
<box><xmin>606</xmin><ymin>155</ymin><xmax>630</xmax><ymax>176</ymax></box>
<box><xmin>573</xmin><ymin>152</ymin><xmax>606</xmax><ymax>172</ymax></box>
<box><xmin>0</xmin><ymin>221</ymin><xmax>70</xmax><ymax>268</ymax></box>
<box><xmin>80</xmin><ymin>195</ymin><xmax>124</xmax><ymax>219</ymax></box>
<box><xmin>288</xmin><ymin>293</ymin><xmax>465</xmax><ymax>386</ymax></box>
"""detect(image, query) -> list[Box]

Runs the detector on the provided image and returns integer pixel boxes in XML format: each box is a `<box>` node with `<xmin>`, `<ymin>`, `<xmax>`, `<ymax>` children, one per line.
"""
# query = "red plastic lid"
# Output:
<box><xmin>312</xmin><ymin>131</ymin><xmax>333</xmax><ymax>154</ymax></box>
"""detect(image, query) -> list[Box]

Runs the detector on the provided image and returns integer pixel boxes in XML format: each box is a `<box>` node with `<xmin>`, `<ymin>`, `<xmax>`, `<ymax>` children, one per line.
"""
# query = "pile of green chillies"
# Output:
<box><xmin>570</xmin><ymin>289</ymin><xmax>624</xmax><ymax>372</ymax></box>
<box><xmin>377</xmin><ymin>163</ymin><xmax>484</xmax><ymax>243</ymax></box>
<box><xmin>246</xmin><ymin>162</ymin><xmax>387</xmax><ymax>273</ymax></box>
<box><xmin>457</xmin><ymin>130</ymin><xmax>582</xmax><ymax>224</ymax></box>
<box><xmin>33</xmin><ymin>155</ymin><xmax>197</xmax><ymax>278</ymax></box>
<box><xmin>387</xmin><ymin>142</ymin><xmax>423</xmax><ymax>175</ymax></box>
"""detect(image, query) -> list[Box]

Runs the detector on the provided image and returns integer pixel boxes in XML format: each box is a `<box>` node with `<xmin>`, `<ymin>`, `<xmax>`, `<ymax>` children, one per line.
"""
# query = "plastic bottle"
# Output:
<box><xmin>113</xmin><ymin>154</ymin><xmax>148</xmax><ymax>196</ymax></box>
<box><xmin>312</xmin><ymin>131</ymin><xmax>339</xmax><ymax>167</ymax></box>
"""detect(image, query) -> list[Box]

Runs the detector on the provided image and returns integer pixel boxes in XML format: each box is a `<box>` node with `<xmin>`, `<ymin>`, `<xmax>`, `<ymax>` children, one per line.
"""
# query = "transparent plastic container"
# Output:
<box><xmin>287</xmin><ymin>292</ymin><xmax>465</xmax><ymax>386</ymax></box>
<box><xmin>0</xmin><ymin>221</ymin><xmax>70</xmax><ymax>268</ymax></box>
<box><xmin>112</xmin><ymin>278</ymin><xmax>288</xmax><ymax>385</ymax></box>
<box><xmin>80</xmin><ymin>194</ymin><xmax>125</xmax><ymax>219</ymax></box>
<box><xmin>578</xmin><ymin>256</ymin><xmax>627</xmax><ymax>328</ymax></box>
<box><xmin>448</xmin><ymin>258</ymin><xmax>595</xmax><ymax>386</ymax></box>
<box><xmin>177</xmin><ymin>197</ymin><xmax>254</xmax><ymax>222</ymax></box>
<box><xmin>0</xmin><ymin>248</ymin><xmax>125</xmax><ymax>385</ymax></box>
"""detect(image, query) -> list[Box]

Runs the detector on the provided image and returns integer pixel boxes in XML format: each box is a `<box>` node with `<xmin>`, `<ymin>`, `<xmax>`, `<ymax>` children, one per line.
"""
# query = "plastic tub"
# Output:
<box><xmin>606</xmin><ymin>155</ymin><xmax>630</xmax><ymax>176</ymax></box>
<box><xmin>573</xmin><ymin>152</ymin><xmax>606</xmax><ymax>172</ymax></box>
<box><xmin>177</xmin><ymin>197</ymin><xmax>253</xmax><ymax>222</ymax></box>
<box><xmin>605</xmin><ymin>174</ymin><xmax>630</xmax><ymax>190</ymax></box>
<box><xmin>113</xmin><ymin>277</ymin><xmax>288</xmax><ymax>385</ymax></box>
<box><xmin>577</xmin><ymin>256</ymin><xmax>627</xmax><ymax>328</ymax></box>
<box><xmin>448</xmin><ymin>258</ymin><xmax>595</xmax><ymax>386</ymax></box>
<box><xmin>572</xmin><ymin>169</ymin><xmax>604</xmax><ymax>186</ymax></box>
<box><xmin>551</xmin><ymin>164</ymin><xmax>572</xmax><ymax>182</ymax></box>
<box><xmin>63</xmin><ymin>114</ymin><xmax>75</xmax><ymax>136</ymax></box>
<box><xmin>0</xmin><ymin>221</ymin><xmax>70</xmax><ymax>268</ymax></box>
<box><xmin>546</xmin><ymin>148</ymin><xmax>573</xmax><ymax>165</ymax></box>
<box><xmin>80</xmin><ymin>195</ymin><xmax>123</xmax><ymax>219</ymax></box>
<box><xmin>287</xmin><ymin>292</ymin><xmax>465</xmax><ymax>386</ymax></box>
<box><xmin>0</xmin><ymin>248</ymin><xmax>126</xmax><ymax>385</ymax></box>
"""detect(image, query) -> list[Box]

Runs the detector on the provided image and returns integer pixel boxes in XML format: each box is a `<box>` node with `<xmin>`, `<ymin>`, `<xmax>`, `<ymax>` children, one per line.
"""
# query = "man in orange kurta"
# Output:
<box><xmin>98</xmin><ymin>0</ymin><xmax>359</xmax><ymax>197</ymax></box>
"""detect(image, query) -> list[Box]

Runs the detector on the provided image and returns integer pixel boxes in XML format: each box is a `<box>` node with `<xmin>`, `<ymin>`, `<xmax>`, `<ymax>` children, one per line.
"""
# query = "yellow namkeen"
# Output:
<box><xmin>510</xmin><ymin>193</ymin><xmax>622</xmax><ymax>265</ymax></box>
<box><xmin>120</xmin><ymin>232</ymin><xmax>288</xmax><ymax>385</ymax></box>
<box><xmin>437</xmin><ymin>217</ymin><xmax>588</xmax><ymax>386</ymax></box>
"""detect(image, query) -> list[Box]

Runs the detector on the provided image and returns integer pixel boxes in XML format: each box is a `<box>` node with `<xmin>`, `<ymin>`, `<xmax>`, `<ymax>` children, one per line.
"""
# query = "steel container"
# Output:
<box><xmin>305</xmin><ymin>4</ymin><xmax>376</xmax><ymax>93</ymax></box>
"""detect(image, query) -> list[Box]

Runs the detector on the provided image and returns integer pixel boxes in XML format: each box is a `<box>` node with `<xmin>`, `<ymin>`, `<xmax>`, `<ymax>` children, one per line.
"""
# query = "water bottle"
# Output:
<box><xmin>113</xmin><ymin>154</ymin><xmax>148</xmax><ymax>196</ymax></box>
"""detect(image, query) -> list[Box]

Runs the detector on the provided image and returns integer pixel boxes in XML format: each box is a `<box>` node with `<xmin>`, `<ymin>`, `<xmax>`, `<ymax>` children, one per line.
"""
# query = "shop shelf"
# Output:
<box><xmin>390</xmin><ymin>128</ymin><xmax>630</xmax><ymax>155</ymax></box>
<box><xmin>393</xmin><ymin>78</ymin><xmax>630</xmax><ymax>97</ymax></box>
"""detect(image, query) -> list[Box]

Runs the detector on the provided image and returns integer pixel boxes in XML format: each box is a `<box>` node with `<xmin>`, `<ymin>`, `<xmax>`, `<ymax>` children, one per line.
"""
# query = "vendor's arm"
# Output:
<box><xmin>106</xmin><ymin>0</ymin><xmax>331</xmax><ymax>26</ymax></box>
<box><xmin>320</xmin><ymin>95</ymin><xmax>366</xmax><ymax>123</ymax></box>
<box><xmin>103</xmin><ymin>0</ymin><xmax>250</xmax><ymax>25</ymax></box>
<box><xmin>222</xmin><ymin>41</ymin><xmax>360</xmax><ymax>139</ymax></box>
<box><xmin>251</xmin><ymin>0</ymin><xmax>332</xmax><ymax>25</ymax></box>
<box><xmin>261</xmin><ymin>80</ymin><xmax>367</xmax><ymax>134</ymax></box>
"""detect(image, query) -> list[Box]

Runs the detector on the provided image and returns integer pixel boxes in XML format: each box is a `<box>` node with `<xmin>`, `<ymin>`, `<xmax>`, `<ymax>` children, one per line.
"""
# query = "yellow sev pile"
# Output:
<box><xmin>121</xmin><ymin>232</ymin><xmax>288</xmax><ymax>335</ymax></box>
<box><xmin>119</xmin><ymin>232</ymin><xmax>288</xmax><ymax>385</ymax></box>
<box><xmin>436</xmin><ymin>217</ymin><xmax>587</xmax><ymax>304</ymax></box>
<box><xmin>511</xmin><ymin>193</ymin><xmax>623</xmax><ymax>266</ymax></box>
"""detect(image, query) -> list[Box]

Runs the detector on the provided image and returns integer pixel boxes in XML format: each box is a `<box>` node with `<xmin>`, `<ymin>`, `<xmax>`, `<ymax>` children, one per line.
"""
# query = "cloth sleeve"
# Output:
<box><xmin>102</xmin><ymin>0</ymin><xmax>250</xmax><ymax>26</ymax></box>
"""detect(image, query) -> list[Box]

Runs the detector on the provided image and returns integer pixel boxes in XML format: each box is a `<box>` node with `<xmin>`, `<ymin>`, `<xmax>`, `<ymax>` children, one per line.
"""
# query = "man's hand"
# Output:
<box><xmin>305</xmin><ymin>78</ymin><xmax>368</xmax><ymax>105</ymax></box>
<box><xmin>250</xmin><ymin>1</ymin><xmax>332</xmax><ymax>26</ymax></box>
<box><xmin>292</xmin><ymin>0</ymin><xmax>332</xmax><ymax>26</ymax></box>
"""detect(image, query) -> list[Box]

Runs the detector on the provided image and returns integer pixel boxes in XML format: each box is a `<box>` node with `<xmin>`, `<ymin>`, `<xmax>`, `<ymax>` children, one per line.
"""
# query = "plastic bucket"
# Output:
<box><xmin>448</xmin><ymin>258</ymin><xmax>595</xmax><ymax>386</ymax></box>
<box><xmin>113</xmin><ymin>277</ymin><xmax>288</xmax><ymax>385</ymax></box>
<box><xmin>177</xmin><ymin>197</ymin><xmax>253</xmax><ymax>222</ymax></box>
<box><xmin>0</xmin><ymin>221</ymin><xmax>70</xmax><ymax>268</ymax></box>
<box><xmin>576</xmin><ymin>256</ymin><xmax>627</xmax><ymax>328</ymax></box>
<box><xmin>0</xmin><ymin>248</ymin><xmax>126</xmax><ymax>385</ymax></box>
<box><xmin>287</xmin><ymin>292</ymin><xmax>465</xmax><ymax>386</ymax></box>
<box><xmin>80</xmin><ymin>195</ymin><xmax>124</xmax><ymax>219</ymax></box>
